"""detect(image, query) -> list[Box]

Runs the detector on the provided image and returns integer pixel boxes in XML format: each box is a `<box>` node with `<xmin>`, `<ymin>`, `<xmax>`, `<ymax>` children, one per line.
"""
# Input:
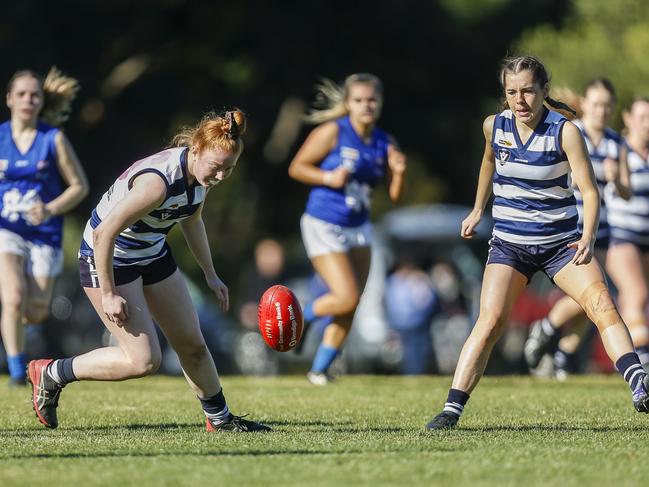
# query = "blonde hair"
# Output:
<box><xmin>7</xmin><ymin>67</ymin><xmax>80</xmax><ymax>127</ymax></box>
<box><xmin>170</xmin><ymin>109</ymin><xmax>247</xmax><ymax>155</ymax></box>
<box><xmin>304</xmin><ymin>73</ymin><xmax>383</xmax><ymax>124</ymax></box>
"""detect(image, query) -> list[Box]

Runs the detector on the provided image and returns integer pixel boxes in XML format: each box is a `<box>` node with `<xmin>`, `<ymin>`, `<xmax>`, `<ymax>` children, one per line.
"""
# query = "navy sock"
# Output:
<box><xmin>636</xmin><ymin>345</ymin><xmax>649</xmax><ymax>366</ymax></box>
<box><xmin>7</xmin><ymin>353</ymin><xmax>27</xmax><ymax>381</ymax></box>
<box><xmin>616</xmin><ymin>352</ymin><xmax>646</xmax><ymax>393</ymax></box>
<box><xmin>48</xmin><ymin>357</ymin><xmax>78</xmax><ymax>386</ymax></box>
<box><xmin>303</xmin><ymin>302</ymin><xmax>316</xmax><ymax>323</ymax></box>
<box><xmin>443</xmin><ymin>388</ymin><xmax>470</xmax><ymax>418</ymax></box>
<box><xmin>199</xmin><ymin>389</ymin><xmax>230</xmax><ymax>423</ymax></box>
<box><xmin>310</xmin><ymin>344</ymin><xmax>339</xmax><ymax>373</ymax></box>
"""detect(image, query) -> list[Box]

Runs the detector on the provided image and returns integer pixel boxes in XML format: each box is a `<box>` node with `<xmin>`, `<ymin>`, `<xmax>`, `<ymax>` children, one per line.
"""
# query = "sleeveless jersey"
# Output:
<box><xmin>606</xmin><ymin>142</ymin><xmax>649</xmax><ymax>245</ymax></box>
<box><xmin>305</xmin><ymin>116</ymin><xmax>389</xmax><ymax>227</ymax></box>
<box><xmin>572</xmin><ymin>120</ymin><xmax>620</xmax><ymax>241</ymax></box>
<box><xmin>491</xmin><ymin>108</ymin><xmax>578</xmax><ymax>245</ymax></box>
<box><xmin>0</xmin><ymin>121</ymin><xmax>65</xmax><ymax>247</ymax></box>
<box><xmin>80</xmin><ymin>147</ymin><xmax>206</xmax><ymax>266</ymax></box>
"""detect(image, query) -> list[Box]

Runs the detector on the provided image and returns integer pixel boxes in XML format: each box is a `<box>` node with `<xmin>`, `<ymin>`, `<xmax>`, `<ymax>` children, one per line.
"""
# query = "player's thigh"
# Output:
<box><xmin>84</xmin><ymin>279</ymin><xmax>160</xmax><ymax>358</ymax></box>
<box><xmin>553</xmin><ymin>259</ymin><xmax>608</xmax><ymax>304</ymax></box>
<box><xmin>606</xmin><ymin>243</ymin><xmax>648</xmax><ymax>299</ymax></box>
<box><xmin>477</xmin><ymin>263</ymin><xmax>528</xmax><ymax>321</ymax></box>
<box><xmin>142</xmin><ymin>269</ymin><xmax>204</xmax><ymax>348</ymax></box>
<box><xmin>311</xmin><ymin>252</ymin><xmax>360</xmax><ymax>298</ymax></box>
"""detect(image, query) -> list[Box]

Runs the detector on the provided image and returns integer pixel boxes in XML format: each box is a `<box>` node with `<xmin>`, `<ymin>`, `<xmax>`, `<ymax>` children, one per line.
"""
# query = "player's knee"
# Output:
<box><xmin>24</xmin><ymin>302</ymin><xmax>50</xmax><ymax>324</ymax></box>
<box><xmin>579</xmin><ymin>282</ymin><xmax>620</xmax><ymax>331</ymax></box>
<box><xmin>333</xmin><ymin>290</ymin><xmax>360</xmax><ymax>315</ymax></box>
<box><xmin>474</xmin><ymin>312</ymin><xmax>507</xmax><ymax>343</ymax></box>
<box><xmin>129</xmin><ymin>351</ymin><xmax>162</xmax><ymax>377</ymax></box>
<box><xmin>2</xmin><ymin>290</ymin><xmax>24</xmax><ymax>315</ymax></box>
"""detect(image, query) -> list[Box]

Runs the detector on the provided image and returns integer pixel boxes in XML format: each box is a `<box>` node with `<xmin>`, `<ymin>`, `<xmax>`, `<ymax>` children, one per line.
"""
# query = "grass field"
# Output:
<box><xmin>1</xmin><ymin>374</ymin><xmax>648</xmax><ymax>486</ymax></box>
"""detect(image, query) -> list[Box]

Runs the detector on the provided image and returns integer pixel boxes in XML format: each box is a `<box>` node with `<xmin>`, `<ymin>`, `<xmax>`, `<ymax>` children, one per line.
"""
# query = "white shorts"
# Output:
<box><xmin>0</xmin><ymin>229</ymin><xmax>63</xmax><ymax>277</ymax></box>
<box><xmin>300</xmin><ymin>213</ymin><xmax>372</xmax><ymax>258</ymax></box>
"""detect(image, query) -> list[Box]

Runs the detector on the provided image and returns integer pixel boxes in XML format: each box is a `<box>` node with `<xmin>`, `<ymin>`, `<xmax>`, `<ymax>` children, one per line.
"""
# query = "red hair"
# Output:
<box><xmin>171</xmin><ymin>109</ymin><xmax>247</xmax><ymax>154</ymax></box>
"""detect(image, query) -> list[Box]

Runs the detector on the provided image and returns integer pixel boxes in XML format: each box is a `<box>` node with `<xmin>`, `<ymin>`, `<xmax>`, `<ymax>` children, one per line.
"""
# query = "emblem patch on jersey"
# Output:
<box><xmin>341</xmin><ymin>146</ymin><xmax>360</xmax><ymax>172</ymax></box>
<box><xmin>498</xmin><ymin>148</ymin><xmax>511</xmax><ymax>165</ymax></box>
<box><xmin>37</xmin><ymin>160</ymin><xmax>49</xmax><ymax>170</ymax></box>
<box><xmin>0</xmin><ymin>160</ymin><xmax>8</xmax><ymax>171</ymax></box>
<box><xmin>160</xmin><ymin>211</ymin><xmax>172</xmax><ymax>220</ymax></box>
<box><xmin>15</xmin><ymin>160</ymin><xmax>28</xmax><ymax>168</ymax></box>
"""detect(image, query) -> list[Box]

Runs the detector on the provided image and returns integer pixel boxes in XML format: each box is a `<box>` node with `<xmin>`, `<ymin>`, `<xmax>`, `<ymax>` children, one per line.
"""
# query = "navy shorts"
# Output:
<box><xmin>486</xmin><ymin>235</ymin><xmax>579</xmax><ymax>283</ymax></box>
<box><xmin>79</xmin><ymin>251</ymin><xmax>178</xmax><ymax>288</ymax></box>
<box><xmin>594</xmin><ymin>235</ymin><xmax>609</xmax><ymax>251</ymax></box>
<box><xmin>609</xmin><ymin>236</ymin><xmax>649</xmax><ymax>254</ymax></box>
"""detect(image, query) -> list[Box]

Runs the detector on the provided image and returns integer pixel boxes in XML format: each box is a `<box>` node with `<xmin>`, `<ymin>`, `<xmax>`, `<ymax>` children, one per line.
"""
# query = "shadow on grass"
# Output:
<box><xmin>457</xmin><ymin>424</ymin><xmax>649</xmax><ymax>432</ymax></box>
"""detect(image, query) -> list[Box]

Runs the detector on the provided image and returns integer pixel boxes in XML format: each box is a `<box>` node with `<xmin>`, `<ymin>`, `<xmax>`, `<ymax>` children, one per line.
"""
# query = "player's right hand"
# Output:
<box><xmin>323</xmin><ymin>167</ymin><xmax>350</xmax><ymax>189</ymax></box>
<box><xmin>461</xmin><ymin>209</ymin><xmax>482</xmax><ymax>239</ymax></box>
<box><xmin>102</xmin><ymin>293</ymin><xmax>129</xmax><ymax>327</ymax></box>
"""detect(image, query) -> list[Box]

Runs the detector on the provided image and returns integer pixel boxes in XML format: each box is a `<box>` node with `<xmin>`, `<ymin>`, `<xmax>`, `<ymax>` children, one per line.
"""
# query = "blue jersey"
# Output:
<box><xmin>80</xmin><ymin>147</ymin><xmax>206</xmax><ymax>266</ymax></box>
<box><xmin>491</xmin><ymin>108</ymin><xmax>578</xmax><ymax>245</ymax></box>
<box><xmin>0</xmin><ymin>121</ymin><xmax>64</xmax><ymax>247</ymax></box>
<box><xmin>607</xmin><ymin>141</ymin><xmax>649</xmax><ymax>245</ymax></box>
<box><xmin>305</xmin><ymin>116</ymin><xmax>389</xmax><ymax>227</ymax></box>
<box><xmin>573</xmin><ymin>120</ymin><xmax>620</xmax><ymax>242</ymax></box>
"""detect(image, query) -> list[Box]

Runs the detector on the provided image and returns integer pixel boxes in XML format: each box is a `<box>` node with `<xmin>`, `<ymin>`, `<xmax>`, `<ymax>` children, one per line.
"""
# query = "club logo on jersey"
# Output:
<box><xmin>498</xmin><ymin>149</ymin><xmax>511</xmax><ymax>165</ymax></box>
<box><xmin>498</xmin><ymin>139</ymin><xmax>513</xmax><ymax>147</ymax></box>
<box><xmin>159</xmin><ymin>211</ymin><xmax>172</xmax><ymax>220</ymax></box>
<box><xmin>341</xmin><ymin>146</ymin><xmax>360</xmax><ymax>173</ymax></box>
<box><xmin>37</xmin><ymin>160</ymin><xmax>49</xmax><ymax>170</ymax></box>
<box><xmin>0</xmin><ymin>160</ymin><xmax>8</xmax><ymax>171</ymax></box>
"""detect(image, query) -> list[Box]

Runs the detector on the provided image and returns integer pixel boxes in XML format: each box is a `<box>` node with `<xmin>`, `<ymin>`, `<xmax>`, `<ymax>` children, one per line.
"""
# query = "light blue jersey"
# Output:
<box><xmin>607</xmin><ymin>142</ymin><xmax>649</xmax><ymax>245</ymax></box>
<box><xmin>0</xmin><ymin>121</ymin><xmax>64</xmax><ymax>247</ymax></box>
<box><xmin>80</xmin><ymin>147</ymin><xmax>206</xmax><ymax>266</ymax></box>
<box><xmin>573</xmin><ymin>119</ymin><xmax>620</xmax><ymax>243</ymax></box>
<box><xmin>305</xmin><ymin>116</ymin><xmax>389</xmax><ymax>227</ymax></box>
<box><xmin>490</xmin><ymin>108</ymin><xmax>578</xmax><ymax>245</ymax></box>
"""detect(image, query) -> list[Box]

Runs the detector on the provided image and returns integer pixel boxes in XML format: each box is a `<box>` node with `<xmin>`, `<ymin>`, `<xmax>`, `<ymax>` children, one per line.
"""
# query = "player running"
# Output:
<box><xmin>288</xmin><ymin>73</ymin><xmax>406</xmax><ymax>385</ymax></box>
<box><xmin>427</xmin><ymin>56</ymin><xmax>649</xmax><ymax>430</ymax></box>
<box><xmin>0</xmin><ymin>68</ymin><xmax>88</xmax><ymax>386</ymax></box>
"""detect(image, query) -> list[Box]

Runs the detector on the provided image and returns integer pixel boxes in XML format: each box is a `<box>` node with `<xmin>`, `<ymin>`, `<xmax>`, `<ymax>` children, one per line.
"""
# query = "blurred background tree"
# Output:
<box><xmin>0</xmin><ymin>0</ymin><xmax>570</xmax><ymax>285</ymax></box>
<box><xmin>518</xmin><ymin>0</ymin><xmax>649</xmax><ymax>128</ymax></box>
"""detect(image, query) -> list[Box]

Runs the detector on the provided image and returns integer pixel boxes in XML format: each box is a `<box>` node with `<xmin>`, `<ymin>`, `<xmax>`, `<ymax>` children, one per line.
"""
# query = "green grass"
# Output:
<box><xmin>1</xmin><ymin>375</ymin><xmax>648</xmax><ymax>486</ymax></box>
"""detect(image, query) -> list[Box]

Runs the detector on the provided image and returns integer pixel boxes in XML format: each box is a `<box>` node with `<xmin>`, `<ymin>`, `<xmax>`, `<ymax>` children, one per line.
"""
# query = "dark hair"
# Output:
<box><xmin>499</xmin><ymin>55</ymin><xmax>577</xmax><ymax>118</ymax></box>
<box><xmin>583</xmin><ymin>78</ymin><xmax>616</xmax><ymax>101</ymax></box>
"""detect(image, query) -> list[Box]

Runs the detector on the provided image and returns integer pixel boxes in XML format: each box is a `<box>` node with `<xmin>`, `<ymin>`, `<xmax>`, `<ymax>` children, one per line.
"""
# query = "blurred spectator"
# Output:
<box><xmin>384</xmin><ymin>258</ymin><xmax>439</xmax><ymax>375</ymax></box>
<box><xmin>236</xmin><ymin>238</ymin><xmax>286</xmax><ymax>330</ymax></box>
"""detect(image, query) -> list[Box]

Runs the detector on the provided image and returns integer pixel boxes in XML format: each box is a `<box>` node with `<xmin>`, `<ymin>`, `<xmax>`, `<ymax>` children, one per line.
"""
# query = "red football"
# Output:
<box><xmin>258</xmin><ymin>285</ymin><xmax>304</xmax><ymax>352</ymax></box>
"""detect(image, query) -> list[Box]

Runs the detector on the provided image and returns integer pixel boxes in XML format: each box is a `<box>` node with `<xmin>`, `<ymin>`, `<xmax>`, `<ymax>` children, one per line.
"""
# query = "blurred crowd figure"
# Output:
<box><xmin>236</xmin><ymin>238</ymin><xmax>286</xmax><ymax>330</ymax></box>
<box><xmin>384</xmin><ymin>257</ymin><xmax>473</xmax><ymax>375</ymax></box>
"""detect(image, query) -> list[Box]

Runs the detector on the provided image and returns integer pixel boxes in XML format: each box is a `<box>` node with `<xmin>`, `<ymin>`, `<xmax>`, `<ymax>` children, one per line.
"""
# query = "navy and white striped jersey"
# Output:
<box><xmin>572</xmin><ymin>119</ymin><xmax>620</xmax><ymax>242</ymax></box>
<box><xmin>491</xmin><ymin>108</ymin><xmax>578</xmax><ymax>245</ymax></box>
<box><xmin>607</xmin><ymin>143</ymin><xmax>649</xmax><ymax>245</ymax></box>
<box><xmin>79</xmin><ymin>147</ymin><xmax>206</xmax><ymax>266</ymax></box>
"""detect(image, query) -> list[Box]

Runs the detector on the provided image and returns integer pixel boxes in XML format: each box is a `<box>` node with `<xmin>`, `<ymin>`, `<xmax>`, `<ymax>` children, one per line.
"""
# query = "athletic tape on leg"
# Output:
<box><xmin>579</xmin><ymin>281</ymin><xmax>620</xmax><ymax>330</ymax></box>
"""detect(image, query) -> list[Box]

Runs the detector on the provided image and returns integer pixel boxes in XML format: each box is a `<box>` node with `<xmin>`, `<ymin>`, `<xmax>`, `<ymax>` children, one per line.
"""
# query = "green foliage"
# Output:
<box><xmin>2</xmin><ymin>375</ymin><xmax>648</xmax><ymax>486</ymax></box>
<box><xmin>517</xmin><ymin>0</ymin><xmax>649</xmax><ymax>127</ymax></box>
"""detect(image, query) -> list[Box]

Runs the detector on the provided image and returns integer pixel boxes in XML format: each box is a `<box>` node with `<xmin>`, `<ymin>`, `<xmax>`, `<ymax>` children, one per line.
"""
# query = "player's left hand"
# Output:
<box><xmin>26</xmin><ymin>201</ymin><xmax>51</xmax><ymax>226</ymax></box>
<box><xmin>387</xmin><ymin>145</ymin><xmax>407</xmax><ymax>175</ymax></box>
<box><xmin>206</xmin><ymin>273</ymin><xmax>229</xmax><ymax>312</ymax></box>
<box><xmin>568</xmin><ymin>237</ymin><xmax>594</xmax><ymax>265</ymax></box>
